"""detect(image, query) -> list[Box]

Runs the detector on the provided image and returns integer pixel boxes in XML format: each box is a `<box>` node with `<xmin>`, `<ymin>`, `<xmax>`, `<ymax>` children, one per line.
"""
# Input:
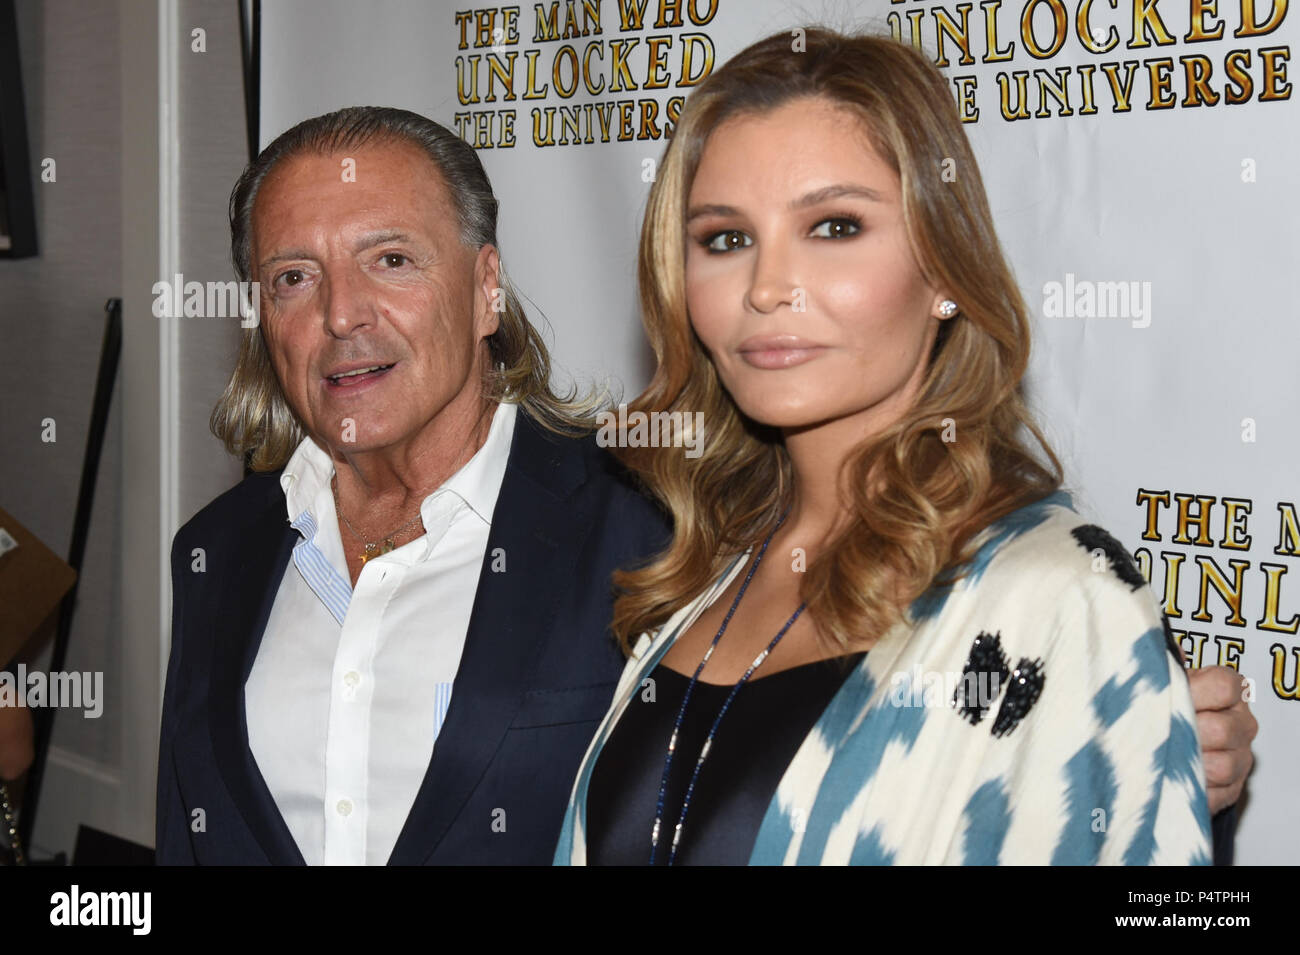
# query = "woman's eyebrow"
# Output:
<box><xmin>687</xmin><ymin>184</ymin><xmax>886</xmax><ymax>223</ymax></box>
<box><xmin>792</xmin><ymin>183</ymin><xmax>885</xmax><ymax>207</ymax></box>
<box><xmin>686</xmin><ymin>203</ymin><xmax>738</xmax><ymax>223</ymax></box>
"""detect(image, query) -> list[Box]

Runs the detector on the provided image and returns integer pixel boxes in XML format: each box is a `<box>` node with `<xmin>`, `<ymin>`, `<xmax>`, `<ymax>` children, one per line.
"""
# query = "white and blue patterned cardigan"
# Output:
<box><xmin>554</xmin><ymin>492</ymin><xmax>1212</xmax><ymax>865</ymax></box>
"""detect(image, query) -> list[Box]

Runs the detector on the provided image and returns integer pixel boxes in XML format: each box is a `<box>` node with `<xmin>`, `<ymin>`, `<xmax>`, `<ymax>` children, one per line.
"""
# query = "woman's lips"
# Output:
<box><xmin>737</xmin><ymin>345</ymin><xmax>827</xmax><ymax>369</ymax></box>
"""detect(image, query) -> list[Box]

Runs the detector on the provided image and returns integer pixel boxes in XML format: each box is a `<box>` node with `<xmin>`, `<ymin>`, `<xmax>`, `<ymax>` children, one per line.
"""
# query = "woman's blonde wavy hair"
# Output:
<box><xmin>611</xmin><ymin>28</ymin><xmax>1064</xmax><ymax>653</ymax></box>
<box><xmin>211</xmin><ymin>106</ymin><xmax>599</xmax><ymax>472</ymax></box>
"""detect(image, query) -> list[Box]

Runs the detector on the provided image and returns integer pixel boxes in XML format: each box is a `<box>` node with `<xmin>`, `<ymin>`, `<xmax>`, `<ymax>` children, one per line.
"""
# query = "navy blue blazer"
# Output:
<box><xmin>156</xmin><ymin>407</ymin><xmax>670</xmax><ymax>865</ymax></box>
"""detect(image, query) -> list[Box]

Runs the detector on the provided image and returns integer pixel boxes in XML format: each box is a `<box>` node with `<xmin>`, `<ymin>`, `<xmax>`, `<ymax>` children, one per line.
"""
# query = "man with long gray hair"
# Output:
<box><xmin>157</xmin><ymin>105</ymin><xmax>1252</xmax><ymax>868</ymax></box>
<box><xmin>156</xmin><ymin>107</ymin><xmax>668</xmax><ymax>865</ymax></box>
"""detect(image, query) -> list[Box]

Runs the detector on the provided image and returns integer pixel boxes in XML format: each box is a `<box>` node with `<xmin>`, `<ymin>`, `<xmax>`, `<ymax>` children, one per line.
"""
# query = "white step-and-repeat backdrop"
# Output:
<box><xmin>259</xmin><ymin>0</ymin><xmax>1297</xmax><ymax>864</ymax></box>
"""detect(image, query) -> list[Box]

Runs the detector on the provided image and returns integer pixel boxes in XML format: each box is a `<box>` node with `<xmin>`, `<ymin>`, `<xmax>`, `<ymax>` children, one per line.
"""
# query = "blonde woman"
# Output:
<box><xmin>554</xmin><ymin>29</ymin><xmax>1213</xmax><ymax>865</ymax></box>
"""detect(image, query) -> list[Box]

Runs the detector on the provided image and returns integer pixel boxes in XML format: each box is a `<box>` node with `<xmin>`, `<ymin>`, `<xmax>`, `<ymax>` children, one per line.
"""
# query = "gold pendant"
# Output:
<box><xmin>358</xmin><ymin>539</ymin><xmax>396</xmax><ymax>565</ymax></box>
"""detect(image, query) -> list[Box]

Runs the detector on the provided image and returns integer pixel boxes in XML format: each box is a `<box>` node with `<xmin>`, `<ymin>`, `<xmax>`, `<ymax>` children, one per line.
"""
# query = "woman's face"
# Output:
<box><xmin>684</xmin><ymin>96</ymin><xmax>952</xmax><ymax>437</ymax></box>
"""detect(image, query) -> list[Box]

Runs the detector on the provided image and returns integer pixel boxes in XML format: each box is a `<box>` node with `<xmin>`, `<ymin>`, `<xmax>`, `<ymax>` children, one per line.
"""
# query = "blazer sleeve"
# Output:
<box><xmin>1211</xmin><ymin>803</ymin><xmax>1239</xmax><ymax>866</ymax></box>
<box><xmin>155</xmin><ymin>532</ymin><xmax>196</xmax><ymax>865</ymax></box>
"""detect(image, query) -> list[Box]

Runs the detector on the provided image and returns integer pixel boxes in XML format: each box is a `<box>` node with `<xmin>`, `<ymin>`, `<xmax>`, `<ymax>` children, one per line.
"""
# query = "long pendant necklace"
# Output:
<box><xmin>649</xmin><ymin>511</ymin><xmax>806</xmax><ymax>865</ymax></box>
<box><xmin>331</xmin><ymin>474</ymin><xmax>424</xmax><ymax>565</ymax></box>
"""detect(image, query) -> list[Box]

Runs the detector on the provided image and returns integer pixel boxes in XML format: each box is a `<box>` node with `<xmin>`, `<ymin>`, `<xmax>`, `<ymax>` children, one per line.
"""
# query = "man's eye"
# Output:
<box><xmin>276</xmin><ymin>269</ymin><xmax>305</xmax><ymax>288</ymax></box>
<box><xmin>381</xmin><ymin>253</ymin><xmax>409</xmax><ymax>268</ymax></box>
<box><xmin>704</xmin><ymin>230</ymin><xmax>751</xmax><ymax>253</ymax></box>
<box><xmin>810</xmin><ymin>217</ymin><xmax>862</xmax><ymax>239</ymax></box>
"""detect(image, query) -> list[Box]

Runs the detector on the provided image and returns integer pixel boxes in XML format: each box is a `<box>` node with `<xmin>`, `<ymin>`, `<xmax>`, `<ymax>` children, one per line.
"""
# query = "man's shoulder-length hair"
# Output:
<box><xmin>211</xmin><ymin>105</ymin><xmax>600</xmax><ymax>472</ymax></box>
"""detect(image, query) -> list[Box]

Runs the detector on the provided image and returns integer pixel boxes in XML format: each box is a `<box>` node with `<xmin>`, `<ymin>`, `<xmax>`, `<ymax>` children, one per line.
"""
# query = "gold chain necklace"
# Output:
<box><xmin>331</xmin><ymin>474</ymin><xmax>425</xmax><ymax>565</ymax></box>
<box><xmin>329</xmin><ymin>402</ymin><xmax>497</xmax><ymax>565</ymax></box>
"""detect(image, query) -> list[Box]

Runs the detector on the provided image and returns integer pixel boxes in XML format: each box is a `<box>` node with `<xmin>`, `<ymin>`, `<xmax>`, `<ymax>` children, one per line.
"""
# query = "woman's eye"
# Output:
<box><xmin>704</xmin><ymin>230</ymin><xmax>751</xmax><ymax>252</ymax></box>
<box><xmin>811</xmin><ymin>218</ymin><xmax>861</xmax><ymax>239</ymax></box>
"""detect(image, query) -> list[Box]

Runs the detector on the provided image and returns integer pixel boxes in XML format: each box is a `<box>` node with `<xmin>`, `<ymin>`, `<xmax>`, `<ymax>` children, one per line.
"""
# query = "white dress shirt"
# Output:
<box><xmin>245</xmin><ymin>400</ymin><xmax>517</xmax><ymax>865</ymax></box>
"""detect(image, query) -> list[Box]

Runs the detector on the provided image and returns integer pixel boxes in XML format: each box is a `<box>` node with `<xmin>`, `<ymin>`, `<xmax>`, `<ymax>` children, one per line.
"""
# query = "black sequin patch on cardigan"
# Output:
<box><xmin>953</xmin><ymin>631</ymin><xmax>1010</xmax><ymax>725</ymax></box>
<box><xmin>990</xmin><ymin>657</ymin><xmax>1045</xmax><ymax>738</ymax></box>
<box><xmin>1071</xmin><ymin>524</ymin><xmax>1146</xmax><ymax>591</ymax></box>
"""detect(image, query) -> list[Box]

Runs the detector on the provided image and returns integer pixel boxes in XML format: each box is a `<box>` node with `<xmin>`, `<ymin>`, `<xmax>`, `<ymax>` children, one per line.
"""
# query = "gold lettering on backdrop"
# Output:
<box><xmin>1133</xmin><ymin>489</ymin><xmax>1300</xmax><ymax>701</ymax></box>
<box><xmin>454</xmin><ymin>2</ymin><xmax>717</xmax><ymax>147</ymax></box>
<box><xmin>457</xmin><ymin>2</ymin><xmax>1290</xmax><ymax>134</ymax></box>
<box><xmin>884</xmin><ymin>0</ymin><xmax>1290</xmax><ymax>122</ymax></box>
<box><xmin>1269</xmin><ymin>644</ymin><xmax>1300</xmax><ymax>699</ymax></box>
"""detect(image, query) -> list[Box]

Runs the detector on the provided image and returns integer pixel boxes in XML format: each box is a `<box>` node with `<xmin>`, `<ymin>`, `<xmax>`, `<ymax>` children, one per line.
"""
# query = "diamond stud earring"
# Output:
<box><xmin>938</xmin><ymin>299</ymin><xmax>959</xmax><ymax>318</ymax></box>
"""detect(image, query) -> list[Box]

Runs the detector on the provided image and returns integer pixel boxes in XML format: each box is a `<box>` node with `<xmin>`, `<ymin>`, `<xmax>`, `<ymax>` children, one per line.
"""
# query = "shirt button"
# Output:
<box><xmin>343</xmin><ymin>671</ymin><xmax>360</xmax><ymax>688</ymax></box>
<box><xmin>336</xmin><ymin>798</ymin><xmax>353</xmax><ymax>817</ymax></box>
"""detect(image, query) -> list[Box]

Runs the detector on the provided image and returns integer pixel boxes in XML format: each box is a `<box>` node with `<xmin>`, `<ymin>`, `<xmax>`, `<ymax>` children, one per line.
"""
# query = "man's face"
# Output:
<box><xmin>251</xmin><ymin>139</ymin><xmax>499</xmax><ymax>456</ymax></box>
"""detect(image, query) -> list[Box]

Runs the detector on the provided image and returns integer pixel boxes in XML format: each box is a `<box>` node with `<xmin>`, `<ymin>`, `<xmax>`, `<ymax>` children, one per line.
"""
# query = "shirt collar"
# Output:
<box><xmin>437</xmin><ymin>399</ymin><xmax>517</xmax><ymax>524</ymax></box>
<box><xmin>280</xmin><ymin>400</ymin><xmax>518</xmax><ymax>534</ymax></box>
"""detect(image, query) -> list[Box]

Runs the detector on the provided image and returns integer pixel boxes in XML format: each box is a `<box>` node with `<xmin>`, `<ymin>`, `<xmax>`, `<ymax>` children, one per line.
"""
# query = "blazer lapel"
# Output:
<box><xmin>387</xmin><ymin>408</ymin><xmax>592</xmax><ymax>865</ymax></box>
<box><xmin>207</xmin><ymin>485</ymin><xmax>308</xmax><ymax>865</ymax></box>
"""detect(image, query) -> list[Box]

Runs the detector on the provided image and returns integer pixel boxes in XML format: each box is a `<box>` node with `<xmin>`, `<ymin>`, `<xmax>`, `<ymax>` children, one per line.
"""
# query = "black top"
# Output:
<box><xmin>586</xmin><ymin>651</ymin><xmax>868</xmax><ymax>865</ymax></box>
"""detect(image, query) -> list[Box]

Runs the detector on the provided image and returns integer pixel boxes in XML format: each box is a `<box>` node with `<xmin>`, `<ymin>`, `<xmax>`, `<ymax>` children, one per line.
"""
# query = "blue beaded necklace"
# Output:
<box><xmin>649</xmin><ymin>511</ymin><xmax>807</xmax><ymax>865</ymax></box>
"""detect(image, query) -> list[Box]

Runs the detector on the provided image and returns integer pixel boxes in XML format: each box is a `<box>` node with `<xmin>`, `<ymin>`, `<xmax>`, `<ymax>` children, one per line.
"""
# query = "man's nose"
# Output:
<box><xmin>745</xmin><ymin>237</ymin><xmax>797</xmax><ymax>314</ymax></box>
<box><xmin>321</xmin><ymin>264</ymin><xmax>375</xmax><ymax>338</ymax></box>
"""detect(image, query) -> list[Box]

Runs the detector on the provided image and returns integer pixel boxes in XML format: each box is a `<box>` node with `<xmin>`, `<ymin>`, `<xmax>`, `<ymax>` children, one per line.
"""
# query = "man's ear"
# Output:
<box><xmin>474</xmin><ymin>244</ymin><xmax>502</xmax><ymax>340</ymax></box>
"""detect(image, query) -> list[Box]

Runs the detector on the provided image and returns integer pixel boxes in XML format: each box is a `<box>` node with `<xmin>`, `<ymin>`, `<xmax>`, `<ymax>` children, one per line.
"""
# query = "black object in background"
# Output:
<box><xmin>72</xmin><ymin>824</ymin><xmax>154</xmax><ymax>866</ymax></box>
<box><xmin>238</xmin><ymin>0</ymin><xmax>261</xmax><ymax>166</ymax></box>
<box><xmin>0</xmin><ymin>0</ymin><xmax>39</xmax><ymax>258</ymax></box>
<box><xmin>19</xmin><ymin>299</ymin><xmax>122</xmax><ymax>853</ymax></box>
